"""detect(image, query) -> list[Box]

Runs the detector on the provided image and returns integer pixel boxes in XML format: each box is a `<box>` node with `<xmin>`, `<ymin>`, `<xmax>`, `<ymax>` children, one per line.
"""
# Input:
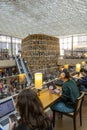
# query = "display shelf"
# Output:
<box><xmin>22</xmin><ymin>34</ymin><xmax>60</xmax><ymax>72</ymax></box>
<box><xmin>0</xmin><ymin>49</ymin><xmax>9</xmax><ymax>60</ymax></box>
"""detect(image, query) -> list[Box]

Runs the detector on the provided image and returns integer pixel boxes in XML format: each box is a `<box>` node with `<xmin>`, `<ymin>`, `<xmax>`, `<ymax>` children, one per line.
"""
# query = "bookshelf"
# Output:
<box><xmin>22</xmin><ymin>34</ymin><xmax>60</xmax><ymax>72</ymax></box>
<box><xmin>0</xmin><ymin>49</ymin><xmax>9</xmax><ymax>60</ymax></box>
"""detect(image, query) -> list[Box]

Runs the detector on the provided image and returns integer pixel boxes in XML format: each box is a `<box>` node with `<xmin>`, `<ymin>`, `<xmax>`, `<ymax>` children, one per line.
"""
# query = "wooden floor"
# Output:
<box><xmin>53</xmin><ymin>95</ymin><xmax>87</xmax><ymax>130</ymax></box>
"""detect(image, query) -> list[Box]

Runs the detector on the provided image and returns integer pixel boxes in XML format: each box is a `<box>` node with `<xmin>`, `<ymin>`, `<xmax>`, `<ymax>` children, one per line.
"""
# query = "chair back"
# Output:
<box><xmin>74</xmin><ymin>92</ymin><xmax>85</xmax><ymax>115</ymax></box>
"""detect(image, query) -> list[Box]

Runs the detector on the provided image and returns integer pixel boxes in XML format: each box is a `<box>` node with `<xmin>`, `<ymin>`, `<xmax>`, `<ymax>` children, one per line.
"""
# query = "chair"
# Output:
<box><xmin>52</xmin><ymin>92</ymin><xmax>85</xmax><ymax>130</ymax></box>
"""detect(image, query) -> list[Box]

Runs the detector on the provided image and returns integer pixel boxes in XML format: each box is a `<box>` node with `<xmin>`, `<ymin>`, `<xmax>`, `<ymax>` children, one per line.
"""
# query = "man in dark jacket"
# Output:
<box><xmin>78</xmin><ymin>68</ymin><xmax>87</xmax><ymax>92</ymax></box>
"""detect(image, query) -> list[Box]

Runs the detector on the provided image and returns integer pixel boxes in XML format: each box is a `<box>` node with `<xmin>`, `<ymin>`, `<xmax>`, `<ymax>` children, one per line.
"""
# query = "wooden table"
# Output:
<box><xmin>73</xmin><ymin>73</ymin><xmax>83</xmax><ymax>79</ymax></box>
<box><xmin>38</xmin><ymin>88</ymin><xmax>61</xmax><ymax>109</ymax></box>
<box><xmin>13</xmin><ymin>87</ymin><xmax>61</xmax><ymax>109</ymax></box>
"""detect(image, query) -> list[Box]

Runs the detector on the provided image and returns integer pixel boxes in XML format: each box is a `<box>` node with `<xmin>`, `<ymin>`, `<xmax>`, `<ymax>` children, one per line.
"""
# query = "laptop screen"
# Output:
<box><xmin>0</xmin><ymin>97</ymin><xmax>15</xmax><ymax>119</ymax></box>
<box><xmin>46</xmin><ymin>82</ymin><xmax>56</xmax><ymax>89</ymax></box>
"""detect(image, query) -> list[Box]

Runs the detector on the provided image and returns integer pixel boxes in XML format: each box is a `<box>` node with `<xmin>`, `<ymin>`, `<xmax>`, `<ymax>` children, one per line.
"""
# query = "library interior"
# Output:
<box><xmin>0</xmin><ymin>0</ymin><xmax>87</xmax><ymax>130</ymax></box>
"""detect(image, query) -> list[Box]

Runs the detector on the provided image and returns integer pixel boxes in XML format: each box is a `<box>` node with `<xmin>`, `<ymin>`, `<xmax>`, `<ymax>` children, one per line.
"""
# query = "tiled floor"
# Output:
<box><xmin>53</xmin><ymin>95</ymin><xmax>87</xmax><ymax>130</ymax></box>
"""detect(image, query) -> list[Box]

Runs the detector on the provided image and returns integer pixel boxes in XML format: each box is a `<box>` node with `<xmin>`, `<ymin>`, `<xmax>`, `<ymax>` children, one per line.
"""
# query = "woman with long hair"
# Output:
<box><xmin>9</xmin><ymin>88</ymin><xmax>52</xmax><ymax>130</ymax></box>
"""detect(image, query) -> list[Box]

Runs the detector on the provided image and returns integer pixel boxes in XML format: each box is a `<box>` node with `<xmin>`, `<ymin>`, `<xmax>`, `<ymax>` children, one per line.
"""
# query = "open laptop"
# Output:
<box><xmin>0</xmin><ymin>96</ymin><xmax>16</xmax><ymax>130</ymax></box>
<box><xmin>47</xmin><ymin>82</ymin><xmax>56</xmax><ymax>89</ymax></box>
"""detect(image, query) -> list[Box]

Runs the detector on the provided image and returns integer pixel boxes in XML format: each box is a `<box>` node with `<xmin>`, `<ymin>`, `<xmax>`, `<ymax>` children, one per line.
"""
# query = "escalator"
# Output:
<box><xmin>15</xmin><ymin>56</ymin><xmax>24</xmax><ymax>74</ymax></box>
<box><xmin>15</xmin><ymin>56</ymin><xmax>33</xmax><ymax>85</ymax></box>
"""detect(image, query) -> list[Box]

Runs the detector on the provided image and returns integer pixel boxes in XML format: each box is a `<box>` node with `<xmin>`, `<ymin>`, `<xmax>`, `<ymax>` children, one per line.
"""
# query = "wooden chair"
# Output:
<box><xmin>52</xmin><ymin>92</ymin><xmax>85</xmax><ymax>130</ymax></box>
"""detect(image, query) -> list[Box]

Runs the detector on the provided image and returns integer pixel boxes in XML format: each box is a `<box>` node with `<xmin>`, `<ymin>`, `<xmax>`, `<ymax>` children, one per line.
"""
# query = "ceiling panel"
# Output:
<box><xmin>0</xmin><ymin>0</ymin><xmax>87</xmax><ymax>38</ymax></box>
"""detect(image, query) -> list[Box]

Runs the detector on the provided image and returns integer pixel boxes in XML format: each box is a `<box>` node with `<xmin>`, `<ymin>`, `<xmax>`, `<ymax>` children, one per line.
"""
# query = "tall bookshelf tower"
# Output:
<box><xmin>22</xmin><ymin>34</ymin><xmax>60</xmax><ymax>72</ymax></box>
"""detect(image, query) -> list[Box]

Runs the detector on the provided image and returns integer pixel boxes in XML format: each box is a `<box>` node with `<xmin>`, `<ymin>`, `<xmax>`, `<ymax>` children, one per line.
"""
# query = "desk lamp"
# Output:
<box><xmin>81</xmin><ymin>61</ymin><xmax>86</xmax><ymax>67</ymax></box>
<box><xmin>64</xmin><ymin>64</ymin><xmax>69</xmax><ymax>70</ymax></box>
<box><xmin>19</xmin><ymin>73</ymin><xmax>26</xmax><ymax>85</ymax></box>
<box><xmin>34</xmin><ymin>73</ymin><xmax>42</xmax><ymax>95</ymax></box>
<box><xmin>76</xmin><ymin>64</ymin><xmax>81</xmax><ymax>72</ymax></box>
<box><xmin>59</xmin><ymin>65</ymin><xmax>63</xmax><ymax>72</ymax></box>
<box><xmin>76</xmin><ymin>64</ymin><xmax>81</xmax><ymax>77</ymax></box>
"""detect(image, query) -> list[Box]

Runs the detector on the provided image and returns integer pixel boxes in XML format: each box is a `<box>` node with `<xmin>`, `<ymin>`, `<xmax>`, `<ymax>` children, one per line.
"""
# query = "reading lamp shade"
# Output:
<box><xmin>76</xmin><ymin>64</ymin><xmax>81</xmax><ymax>72</ymax></box>
<box><xmin>19</xmin><ymin>73</ymin><xmax>26</xmax><ymax>83</ymax></box>
<box><xmin>34</xmin><ymin>73</ymin><xmax>42</xmax><ymax>89</ymax></box>
<box><xmin>81</xmin><ymin>61</ymin><xmax>86</xmax><ymax>66</ymax></box>
<box><xmin>64</xmin><ymin>64</ymin><xmax>69</xmax><ymax>69</ymax></box>
<box><xmin>59</xmin><ymin>66</ymin><xmax>63</xmax><ymax>71</ymax></box>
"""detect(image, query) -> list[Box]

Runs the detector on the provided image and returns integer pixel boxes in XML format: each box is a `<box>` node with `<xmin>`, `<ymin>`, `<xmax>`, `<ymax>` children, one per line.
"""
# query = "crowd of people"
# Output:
<box><xmin>0</xmin><ymin>64</ymin><xmax>87</xmax><ymax>130</ymax></box>
<box><xmin>8</xmin><ymin>66</ymin><xmax>86</xmax><ymax>130</ymax></box>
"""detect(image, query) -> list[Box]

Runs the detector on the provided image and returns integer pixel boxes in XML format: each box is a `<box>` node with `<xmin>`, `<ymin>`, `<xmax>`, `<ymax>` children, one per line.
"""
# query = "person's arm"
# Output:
<box><xmin>61</xmin><ymin>85</ymin><xmax>69</xmax><ymax>102</ymax></box>
<box><xmin>9</xmin><ymin>118</ymin><xmax>16</xmax><ymax>130</ymax></box>
<box><xmin>78</xmin><ymin>77</ymin><xmax>87</xmax><ymax>85</ymax></box>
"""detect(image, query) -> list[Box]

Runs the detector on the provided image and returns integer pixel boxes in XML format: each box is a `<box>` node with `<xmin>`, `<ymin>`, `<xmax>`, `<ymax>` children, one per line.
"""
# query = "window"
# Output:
<box><xmin>59</xmin><ymin>34</ymin><xmax>87</xmax><ymax>58</ymax></box>
<box><xmin>0</xmin><ymin>35</ymin><xmax>22</xmax><ymax>57</ymax></box>
<box><xmin>59</xmin><ymin>36</ymin><xmax>72</xmax><ymax>56</ymax></box>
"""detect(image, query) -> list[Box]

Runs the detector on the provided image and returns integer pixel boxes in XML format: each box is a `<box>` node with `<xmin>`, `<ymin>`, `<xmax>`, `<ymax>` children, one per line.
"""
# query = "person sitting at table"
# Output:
<box><xmin>78</xmin><ymin>68</ymin><xmax>87</xmax><ymax>92</ymax></box>
<box><xmin>9</xmin><ymin>88</ymin><xmax>52</xmax><ymax>130</ymax></box>
<box><xmin>54</xmin><ymin>68</ymin><xmax>67</xmax><ymax>86</ymax></box>
<box><xmin>51</xmin><ymin>71</ymin><xmax>80</xmax><ymax>113</ymax></box>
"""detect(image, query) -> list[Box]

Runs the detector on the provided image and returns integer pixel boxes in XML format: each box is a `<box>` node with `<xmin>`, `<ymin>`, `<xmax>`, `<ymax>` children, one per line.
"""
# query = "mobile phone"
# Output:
<box><xmin>9</xmin><ymin>114</ymin><xmax>17</xmax><ymax>122</ymax></box>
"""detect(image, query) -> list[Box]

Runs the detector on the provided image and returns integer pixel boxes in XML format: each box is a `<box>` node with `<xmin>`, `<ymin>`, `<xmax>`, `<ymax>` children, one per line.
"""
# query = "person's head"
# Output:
<box><xmin>16</xmin><ymin>88</ymin><xmax>43</xmax><ymax>119</ymax></box>
<box><xmin>60</xmin><ymin>71</ymin><xmax>70</xmax><ymax>81</ymax></box>
<box><xmin>16</xmin><ymin>88</ymin><xmax>50</xmax><ymax>129</ymax></box>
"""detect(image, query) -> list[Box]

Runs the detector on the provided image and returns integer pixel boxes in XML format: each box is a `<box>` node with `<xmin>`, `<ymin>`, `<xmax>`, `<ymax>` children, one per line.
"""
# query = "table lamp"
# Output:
<box><xmin>81</xmin><ymin>61</ymin><xmax>86</xmax><ymax>66</ymax></box>
<box><xmin>64</xmin><ymin>64</ymin><xmax>69</xmax><ymax>70</ymax></box>
<box><xmin>84</xmin><ymin>53</ymin><xmax>87</xmax><ymax>58</ymax></box>
<box><xmin>59</xmin><ymin>66</ymin><xmax>63</xmax><ymax>72</ymax></box>
<box><xmin>0</xmin><ymin>69</ymin><xmax>2</xmax><ymax>73</ymax></box>
<box><xmin>19</xmin><ymin>73</ymin><xmax>26</xmax><ymax>83</ymax></box>
<box><xmin>34</xmin><ymin>73</ymin><xmax>42</xmax><ymax>90</ymax></box>
<box><xmin>76</xmin><ymin>63</ymin><xmax>81</xmax><ymax>73</ymax></box>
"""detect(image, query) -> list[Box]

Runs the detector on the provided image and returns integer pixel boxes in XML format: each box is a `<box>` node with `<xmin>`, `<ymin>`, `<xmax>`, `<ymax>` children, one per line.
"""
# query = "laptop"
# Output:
<box><xmin>0</xmin><ymin>96</ymin><xmax>16</xmax><ymax>130</ymax></box>
<box><xmin>47</xmin><ymin>82</ymin><xmax>56</xmax><ymax>89</ymax></box>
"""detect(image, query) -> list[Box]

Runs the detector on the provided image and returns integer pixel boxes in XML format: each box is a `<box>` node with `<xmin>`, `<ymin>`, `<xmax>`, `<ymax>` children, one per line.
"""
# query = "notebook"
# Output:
<box><xmin>0</xmin><ymin>96</ymin><xmax>16</xmax><ymax>130</ymax></box>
